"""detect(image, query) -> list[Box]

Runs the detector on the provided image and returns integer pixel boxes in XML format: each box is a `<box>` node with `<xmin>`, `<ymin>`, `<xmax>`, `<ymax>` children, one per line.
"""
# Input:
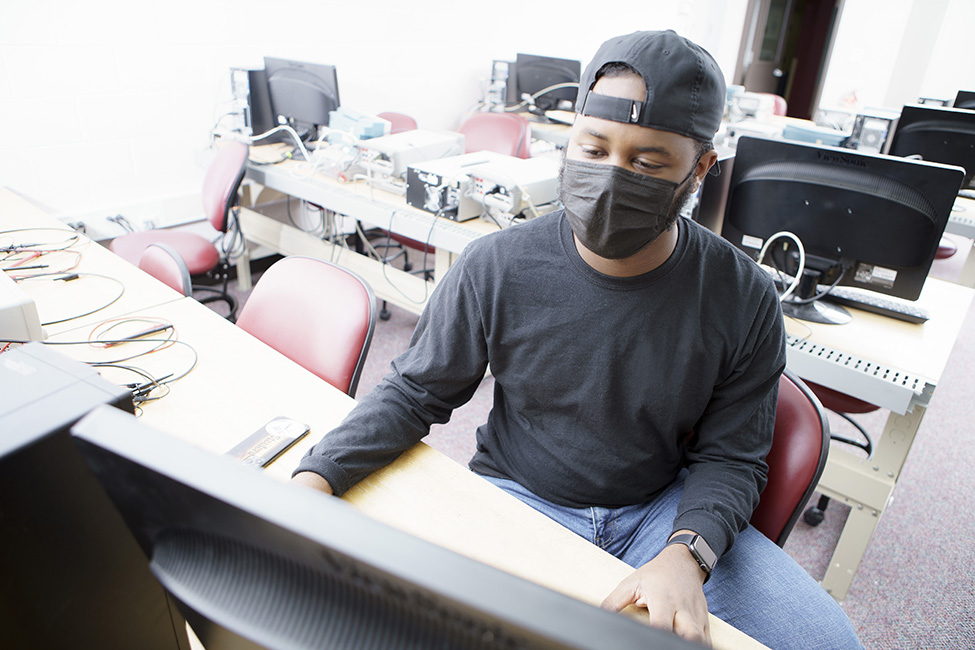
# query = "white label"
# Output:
<box><xmin>741</xmin><ymin>235</ymin><xmax>764</xmax><ymax>250</ymax></box>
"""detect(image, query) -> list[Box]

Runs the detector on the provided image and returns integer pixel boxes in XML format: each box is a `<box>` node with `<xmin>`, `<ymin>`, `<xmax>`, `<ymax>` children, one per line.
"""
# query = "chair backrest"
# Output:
<box><xmin>235</xmin><ymin>256</ymin><xmax>377</xmax><ymax>397</ymax></box>
<box><xmin>750</xmin><ymin>370</ymin><xmax>830</xmax><ymax>547</ymax></box>
<box><xmin>138</xmin><ymin>243</ymin><xmax>192</xmax><ymax>296</ymax></box>
<box><xmin>458</xmin><ymin>112</ymin><xmax>532</xmax><ymax>159</ymax></box>
<box><xmin>202</xmin><ymin>140</ymin><xmax>249</xmax><ymax>233</ymax></box>
<box><xmin>377</xmin><ymin>112</ymin><xmax>418</xmax><ymax>135</ymax></box>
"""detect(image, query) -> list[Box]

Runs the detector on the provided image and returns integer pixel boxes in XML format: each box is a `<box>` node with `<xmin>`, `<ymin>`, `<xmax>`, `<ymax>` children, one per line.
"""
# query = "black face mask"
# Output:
<box><xmin>559</xmin><ymin>158</ymin><xmax>696</xmax><ymax>259</ymax></box>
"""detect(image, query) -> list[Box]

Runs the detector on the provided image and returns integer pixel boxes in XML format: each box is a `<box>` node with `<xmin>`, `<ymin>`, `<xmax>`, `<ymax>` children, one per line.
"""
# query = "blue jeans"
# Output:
<box><xmin>483</xmin><ymin>472</ymin><xmax>863</xmax><ymax>650</ymax></box>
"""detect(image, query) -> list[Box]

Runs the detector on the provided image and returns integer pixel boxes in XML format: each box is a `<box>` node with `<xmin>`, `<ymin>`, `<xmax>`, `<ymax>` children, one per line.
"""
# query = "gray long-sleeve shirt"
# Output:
<box><xmin>295</xmin><ymin>211</ymin><xmax>786</xmax><ymax>559</ymax></box>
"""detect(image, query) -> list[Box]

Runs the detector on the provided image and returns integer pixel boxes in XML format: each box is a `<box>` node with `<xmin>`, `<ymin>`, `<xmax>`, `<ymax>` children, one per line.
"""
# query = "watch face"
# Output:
<box><xmin>692</xmin><ymin>536</ymin><xmax>717</xmax><ymax>570</ymax></box>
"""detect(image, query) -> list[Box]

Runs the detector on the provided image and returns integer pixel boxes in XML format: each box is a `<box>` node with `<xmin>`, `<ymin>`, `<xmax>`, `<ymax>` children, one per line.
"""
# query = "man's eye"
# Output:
<box><xmin>634</xmin><ymin>159</ymin><xmax>663</xmax><ymax>171</ymax></box>
<box><xmin>580</xmin><ymin>147</ymin><xmax>605</xmax><ymax>158</ymax></box>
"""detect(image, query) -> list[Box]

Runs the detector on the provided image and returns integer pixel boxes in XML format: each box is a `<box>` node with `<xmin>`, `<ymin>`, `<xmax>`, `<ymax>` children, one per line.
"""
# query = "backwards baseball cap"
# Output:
<box><xmin>575</xmin><ymin>30</ymin><xmax>726</xmax><ymax>142</ymax></box>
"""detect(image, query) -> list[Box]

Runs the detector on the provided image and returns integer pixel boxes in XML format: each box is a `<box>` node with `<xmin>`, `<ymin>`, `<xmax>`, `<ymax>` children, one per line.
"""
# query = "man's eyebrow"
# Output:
<box><xmin>579</xmin><ymin>128</ymin><xmax>674</xmax><ymax>157</ymax></box>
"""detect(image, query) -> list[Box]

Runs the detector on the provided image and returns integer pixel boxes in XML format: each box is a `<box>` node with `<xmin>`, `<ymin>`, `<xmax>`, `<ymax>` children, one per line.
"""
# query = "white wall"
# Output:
<box><xmin>819</xmin><ymin>0</ymin><xmax>974</xmax><ymax>114</ymax></box>
<box><xmin>0</xmin><ymin>0</ymin><xmax>748</xmax><ymax>223</ymax></box>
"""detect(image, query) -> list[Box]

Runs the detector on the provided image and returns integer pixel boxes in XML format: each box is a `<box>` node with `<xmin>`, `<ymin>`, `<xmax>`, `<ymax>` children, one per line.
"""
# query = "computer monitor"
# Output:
<box><xmin>721</xmin><ymin>136</ymin><xmax>964</xmax><ymax>324</ymax></box>
<box><xmin>887</xmin><ymin>104</ymin><xmax>975</xmax><ymax>190</ymax></box>
<box><xmin>262</xmin><ymin>56</ymin><xmax>340</xmax><ymax>142</ymax></box>
<box><xmin>71</xmin><ymin>405</ymin><xmax>697</xmax><ymax>650</ymax></box>
<box><xmin>508</xmin><ymin>53</ymin><xmax>581</xmax><ymax>112</ymax></box>
<box><xmin>0</xmin><ymin>344</ymin><xmax>187</xmax><ymax>650</ymax></box>
<box><xmin>954</xmin><ymin>90</ymin><xmax>975</xmax><ymax>110</ymax></box>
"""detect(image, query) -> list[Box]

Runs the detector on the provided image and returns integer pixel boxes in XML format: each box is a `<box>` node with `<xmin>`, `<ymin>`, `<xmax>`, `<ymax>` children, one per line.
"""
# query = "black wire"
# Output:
<box><xmin>13</xmin><ymin>272</ymin><xmax>126</xmax><ymax>326</ymax></box>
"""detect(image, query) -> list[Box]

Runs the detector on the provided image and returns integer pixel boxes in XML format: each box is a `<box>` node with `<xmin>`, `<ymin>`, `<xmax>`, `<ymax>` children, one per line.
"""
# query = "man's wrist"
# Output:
<box><xmin>666</xmin><ymin>530</ymin><xmax>716</xmax><ymax>583</ymax></box>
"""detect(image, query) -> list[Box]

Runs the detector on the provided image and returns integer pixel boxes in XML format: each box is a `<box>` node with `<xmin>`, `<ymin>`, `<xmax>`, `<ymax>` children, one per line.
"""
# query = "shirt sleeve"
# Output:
<box><xmin>292</xmin><ymin>250</ymin><xmax>490</xmax><ymax>496</ymax></box>
<box><xmin>671</xmin><ymin>283</ymin><xmax>787</xmax><ymax>560</ymax></box>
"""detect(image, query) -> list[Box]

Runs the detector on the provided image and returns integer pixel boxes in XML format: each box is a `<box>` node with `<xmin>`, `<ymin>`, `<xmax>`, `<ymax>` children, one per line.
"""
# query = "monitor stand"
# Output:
<box><xmin>781</xmin><ymin>268</ymin><xmax>851</xmax><ymax>325</ymax></box>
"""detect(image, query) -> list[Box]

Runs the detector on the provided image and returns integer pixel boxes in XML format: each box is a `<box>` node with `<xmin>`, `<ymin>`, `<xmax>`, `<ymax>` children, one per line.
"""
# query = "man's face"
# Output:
<box><xmin>565</xmin><ymin>72</ymin><xmax>707</xmax><ymax>221</ymax></box>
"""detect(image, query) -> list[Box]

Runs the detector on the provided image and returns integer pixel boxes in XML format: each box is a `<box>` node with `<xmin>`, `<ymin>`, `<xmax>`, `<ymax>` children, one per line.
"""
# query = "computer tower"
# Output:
<box><xmin>0</xmin><ymin>343</ymin><xmax>189</xmax><ymax>650</ymax></box>
<box><xmin>231</xmin><ymin>67</ymin><xmax>282</xmax><ymax>144</ymax></box>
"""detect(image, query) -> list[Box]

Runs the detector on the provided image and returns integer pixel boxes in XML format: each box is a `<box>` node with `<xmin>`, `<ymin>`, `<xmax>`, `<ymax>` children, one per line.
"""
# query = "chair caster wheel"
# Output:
<box><xmin>803</xmin><ymin>507</ymin><xmax>825</xmax><ymax>527</ymax></box>
<box><xmin>380</xmin><ymin>308</ymin><xmax>391</xmax><ymax>321</ymax></box>
<box><xmin>403</xmin><ymin>261</ymin><xmax>414</xmax><ymax>272</ymax></box>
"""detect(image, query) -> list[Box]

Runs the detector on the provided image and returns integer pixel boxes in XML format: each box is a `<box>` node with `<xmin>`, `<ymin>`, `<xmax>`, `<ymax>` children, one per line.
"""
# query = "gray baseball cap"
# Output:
<box><xmin>575</xmin><ymin>30</ymin><xmax>726</xmax><ymax>141</ymax></box>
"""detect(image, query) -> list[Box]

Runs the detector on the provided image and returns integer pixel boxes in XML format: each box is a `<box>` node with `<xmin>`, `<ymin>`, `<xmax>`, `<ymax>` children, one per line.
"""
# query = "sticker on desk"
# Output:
<box><xmin>227</xmin><ymin>417</ymin><xmax>310</xmax><ymax>468</ymax></box>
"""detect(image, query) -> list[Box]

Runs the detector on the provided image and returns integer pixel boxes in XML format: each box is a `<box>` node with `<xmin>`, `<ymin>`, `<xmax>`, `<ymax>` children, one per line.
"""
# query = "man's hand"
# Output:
<box><xmin>291</xmin><ymin>471</ymin><xmax>334</xmax><ymax>495</ymax></box>
<box><xmin>601</xmin><ymin>540</ymin><xmax>711</xmax><ymax>646</ymax></box>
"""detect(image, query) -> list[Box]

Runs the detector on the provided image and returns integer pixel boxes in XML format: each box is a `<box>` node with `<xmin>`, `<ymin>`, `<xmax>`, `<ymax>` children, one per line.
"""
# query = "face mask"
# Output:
<box><xmin>559</xmin><ymin>158</ymin><xmax>696</xmax><ymax>259</ymax></box>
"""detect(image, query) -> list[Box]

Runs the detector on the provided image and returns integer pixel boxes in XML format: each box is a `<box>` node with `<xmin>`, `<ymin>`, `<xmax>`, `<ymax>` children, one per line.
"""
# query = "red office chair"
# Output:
<box><xmin>459</xmin><ymin>112</ymin><xmax>532</xmax><ymax>159</ymax></box>
<box><xmin>756</xmin><ymin>93</ymin><xmax>788</xmax><ymax>116</ymax></box>
<box><xmin>378</xmin><ymin>111</ymin><xmax>418</xmax><ymax>135</ymax></box>
<box><xmin>235</xmin><ymin>256</ymin><xmax>377</xmax><ymax>397</ymax></box>
<box><xmin>937</xmin><ymin>235</ymin><xmax>958</xmax><ymax>259</ymax></box>
<box><xmin>109</xmin><ymin>140</ymin><xmax>250</xmax><ymax>320</ymax></box>
<box><xmin>137</xmin><ymin>243</ymin><xmax>192</xmax><ymax>296</ymax></box>
<box><xmin>749</xmin><ymin>370</ymin><xmax>830</xmax><ymax>546</ymax></box>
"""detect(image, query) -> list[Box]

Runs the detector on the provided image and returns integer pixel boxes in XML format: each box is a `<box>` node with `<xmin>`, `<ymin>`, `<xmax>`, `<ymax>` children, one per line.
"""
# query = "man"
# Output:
<box><xmin>294</xmin><ymin>30</ymin><xmax>862</xmax><ymax>649</ymax></box>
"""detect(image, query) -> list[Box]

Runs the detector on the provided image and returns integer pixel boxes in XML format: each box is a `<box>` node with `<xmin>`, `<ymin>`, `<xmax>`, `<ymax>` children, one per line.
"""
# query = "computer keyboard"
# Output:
<box><xmin>819</xmin><ymin>286</ymin><xmax>930</xmax><ymax>324</ymax></box>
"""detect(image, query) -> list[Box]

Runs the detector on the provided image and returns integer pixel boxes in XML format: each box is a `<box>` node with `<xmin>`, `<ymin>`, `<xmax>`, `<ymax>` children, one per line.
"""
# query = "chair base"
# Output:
<box><xmin>195</xmin><ymin>287</ymin><xmax>238</xmax><ymax>322</ymax></box>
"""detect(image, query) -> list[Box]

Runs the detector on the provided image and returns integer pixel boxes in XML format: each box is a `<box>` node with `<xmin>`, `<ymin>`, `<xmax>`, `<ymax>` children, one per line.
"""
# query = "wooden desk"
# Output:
<box><xmin>4</xmin><ymin>186</ymin><xmax>763</xmax><ymax>648</ymax></box>
<box><xmin>2</xmin><ymin>189</ymin><xmax>184</xmax><ymax>337</ymax></box>
<box><xmin>240</xmin><ymin>144</ymin><xmax>500</xmax><ymax>314</ymax></box>
<box><xmin>784</xmin><ymin>277</ymin><xmax>974</xmax><ymax>600</ymax></box>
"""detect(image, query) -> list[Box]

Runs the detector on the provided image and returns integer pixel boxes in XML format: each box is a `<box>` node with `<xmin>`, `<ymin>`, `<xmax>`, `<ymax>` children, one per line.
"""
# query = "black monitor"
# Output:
<box><xmin>0</xmin><ymin>343</ymin><xmax>189</xmax><ymax>650</ymax></box>
<box><xmin>263</xmin><ymin>56</ymin><xmax>340</xmax><ymax>142</ymax></box>
<box><xmin>508</xmin><ymin>53</ymin><xmax>581</xmax><ymax>112</ymax></box>
<box><xmin>887</xmin><ymin>104</ymin><xmax>975</xmax><ymax>190</ymax></box>
<box><xmin>71</xmin><ymin>405</ymin><xmax>697</xmax><ymax>650</ymax></box>
<box><xmin>954</xmin><ymin>90</ymin><xmax>975</xmax><ymax>110</ymax></box>
<box><xmin>721</xmin><ymin>136</ymin><xmax>964</xmax><ymax>324</ymax></box>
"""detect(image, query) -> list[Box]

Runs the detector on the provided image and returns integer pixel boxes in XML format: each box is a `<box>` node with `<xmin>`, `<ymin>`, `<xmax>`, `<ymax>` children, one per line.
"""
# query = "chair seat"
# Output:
<box><xmin>805</xmin><ymin>380</ymin><xmax>880</xmax><ymax>414</ymax></box>
<box><xmin>110</xmin><ymin>230</ymin><xmax>220</xmax><ymax>275</ymax></box>
<box><xmin>937</xmin><ymin>236</ymin><xmax>958</xmax><ymax>259</ymax></box>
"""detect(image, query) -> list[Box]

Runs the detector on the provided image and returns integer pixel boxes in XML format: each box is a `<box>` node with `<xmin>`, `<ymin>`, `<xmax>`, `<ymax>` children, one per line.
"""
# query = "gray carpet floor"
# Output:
<box><xmin>224</xmin><ymin>231</ymin><xmax>975</xmax><ymax>649</ymax></box>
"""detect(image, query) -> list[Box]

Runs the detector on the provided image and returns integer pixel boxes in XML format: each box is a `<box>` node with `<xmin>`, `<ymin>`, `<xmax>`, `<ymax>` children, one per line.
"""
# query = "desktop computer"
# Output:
<box><xmin>0</xmin><ymin>343</ymin><xmax>189</xmax><ymax>650</ymax></box>
<box><xmin>406</xmin><ymin>151</ymin><xmax>510</xmax><ymax>221</ymax></box>
<box><xmin>845</xmin><ymin>109</ymin><xmax>899</xmax><ymax>154</ymax></box>
<box><xmin>229</xmin><ymin>67</ymin><xmax>279</xmax><ymax>142</ymax></box>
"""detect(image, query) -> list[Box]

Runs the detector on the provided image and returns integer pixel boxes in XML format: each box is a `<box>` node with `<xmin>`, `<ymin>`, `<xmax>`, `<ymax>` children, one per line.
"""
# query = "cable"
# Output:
<box><xmin>756</xmin><ymin>231</ymin><xmax>805</xmax><ymax>302</ymax></box>
<box><xmin>249</xmin><ymin>125</ymin><xmax>312</xmax><ymax>161</ymax></box>
<box><xmin>504</xmin><ymin>82</ymin><xmax>579</xmax><ymax>112</ymax></box>
<box><xmin>13</xmin><ymin>272</ymin><xmax>126</xmax><ymax>326</ymax></box>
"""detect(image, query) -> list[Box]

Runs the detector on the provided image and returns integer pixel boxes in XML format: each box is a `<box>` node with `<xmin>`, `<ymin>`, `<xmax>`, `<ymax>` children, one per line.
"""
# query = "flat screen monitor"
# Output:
<box><xmin>0</xmin><ymin>344</ymin><xmax>187</xmax><ymax>650</ymax></box>
<box><xmin>509</xmin><ymin>53</ymin><xmax>581</xmax><ymax>112</ymax></box>
<box><xmin>953</xmin><ymin>90</ymin><xmax>975</xmax><ymax>110</ymax></box>
<box><xmin>887</xmin><ymin>104</ymin><xmax>975</xmax><ymax>190</ymax></box>
<box><xmin>71</xmin><ymin>405</ymin><xmax>697</xmax><ymax>650</ymax></box>
<box><xmin>263</xmin><ymin>56</ymin><xmax>340</xmax><ymax>142</ymax></box>
<box><xmin>721</xmin><ymin>136</ymin><xmax>964</xmax><ymax>324</ymax></box>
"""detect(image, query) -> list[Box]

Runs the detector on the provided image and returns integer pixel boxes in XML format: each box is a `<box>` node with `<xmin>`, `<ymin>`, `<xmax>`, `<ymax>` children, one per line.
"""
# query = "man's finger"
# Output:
<box><xmin>673</xmin><ymin>609</ymin><xmax>711</xmax><ymax>646</ymax></box>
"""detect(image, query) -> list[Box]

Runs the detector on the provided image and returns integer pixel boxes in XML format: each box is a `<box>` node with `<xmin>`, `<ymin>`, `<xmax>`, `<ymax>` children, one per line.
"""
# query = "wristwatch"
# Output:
<box><xmin>667</xmin><ymin>533</ymin><xmax>717</xmax><ymax>582</ymax></box>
